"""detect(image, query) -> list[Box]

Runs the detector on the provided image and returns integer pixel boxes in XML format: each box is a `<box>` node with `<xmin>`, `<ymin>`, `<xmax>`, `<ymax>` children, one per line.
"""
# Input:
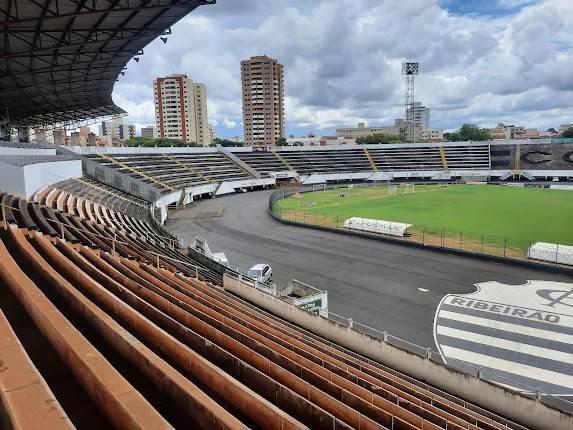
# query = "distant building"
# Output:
<box><xmin>86</xmin><ymin>133</ymin><xmax>98</xmax><ymax>146</ymax></box>
<box><xmin>141</xmin><ymin>126</ymin><xmax>155</xmax><ymax>139</ymax></box>
<box><xmin>406</xmin><ymin>102</ymin><xmax>430</xmax><ymax>131</ymax></box>
<box><xmin>69</xmin><ymin>132</ymin><xmax>80</xmax><ymax>146</ymax></box>
<box><xmin>522</xmin><ymin>129</ymin><xmax>540</xmax><ymax>139</ymax></box>
<box><xmin>241</xmin><ymin>55</ymin><xmax>285</xmax><ymax>148</ymax></box>
<box><xmin>490</xmin><ymin>123</ymin><xmax>532</xmax><ymax>140</ymax></box>
<box><xmin>420</xmin><ymin>128</ymin><xmax>444</xmax><ymax>142</ymax></box>
<box><xmin>153</xmin><ymin>74</ymin><xmax>209</xmax><ymax>146</ymax></box>
<box><xmin>52</xmin><ymin>128</ymin><xmax>66</xmax><ymax>146</ymax></box>
<box><xmin>336</xmin><ymin>122</ymin><xmax>400</xmax><ymax>139</ymax></box>
<box><xmin>286</xmin><ymin>136</ymin><xmax>356</xmax><ymax>146</ymax></box>
<box><xmin>228</xmin><ymin>136</ymin><xmax>243</xmax><ymax>143</ymax></box>
<box><xmin>207</xmin><ymin>123</ymin><xmax>218</xmax><ymax>145</ymax></box>
<box><xmin>286</xmin><ymin>137</ymin><xmax>321</xmax><ymax>146</ymax></box>
<box><xmin>99</xmin><ymin>116</ymin><xmax>134</xmax><ymax>144</ymax></box>
<box><xmin>68</xmin><ymin>127</ymin><xmax>97</xmax><ymax>146</ymax></box>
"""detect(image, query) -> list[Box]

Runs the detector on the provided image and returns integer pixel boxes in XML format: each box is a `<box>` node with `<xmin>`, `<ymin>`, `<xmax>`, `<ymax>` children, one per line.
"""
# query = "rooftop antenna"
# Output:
<box><xmin>401</xmin><ymin>62</ymin><xmax>419</xmax><ymax>143</ymax></box>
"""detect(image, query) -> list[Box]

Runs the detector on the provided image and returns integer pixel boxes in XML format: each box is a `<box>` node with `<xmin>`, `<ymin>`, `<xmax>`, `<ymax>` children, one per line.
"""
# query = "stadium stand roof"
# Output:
<box><xmin>0</xmin><ymin>0</ymin><xmax>215</xmax><ymax>128</ymax></box>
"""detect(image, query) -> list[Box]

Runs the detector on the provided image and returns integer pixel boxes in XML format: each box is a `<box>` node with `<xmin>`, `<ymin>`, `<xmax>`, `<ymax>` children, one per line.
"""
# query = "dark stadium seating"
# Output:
<box><xmin>367</xmin><ymin>146</ymin><xmax>444</xmax><ymax>171</ymax></box>
<box><xmin>236</xmin><ymin>150</ymin><xmax>290</xmax><ymax>173</ymax></box>
<box><xmin>0</xmin><ymin>194</ymin><xmax>529</xmax><ymax>429</ymax></box>
<box><xmin>82</xmin><ymin>143</ymin><xmax>573</xmax><ymax>184</ymax></box>
<box><xmin>37</xmin><ymin>177</ymin><xmax>151</xmax><ymax>219</ymax></box>
<box><xmin>444</xmin><ymin>145</ymin><xmax>490</xmax><ymax>170</ymax></box>
<box><xmin>277</xmin><ymin>149</ymin><xmax>374</xmax><ymax>174</ymax></box>
<box><xmin>87</xmin><ymin>152</ymin><xmax>252</xmax><ymax>191</ymax></box>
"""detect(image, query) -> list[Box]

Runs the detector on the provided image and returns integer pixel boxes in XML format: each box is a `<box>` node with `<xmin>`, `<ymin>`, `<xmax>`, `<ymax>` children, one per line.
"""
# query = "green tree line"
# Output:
<box><xmin>355</xmin><ymin>134</ymin><xmax>403</xmax><ymax>145</ymax></box>
<box><xmin>444</xmin><ymin>124</ymin><xmax>491</xmax><ymax>142</ymax></box>
<box><xmin>124</xmin><ymin>137</ymin><xmax>203</xmax><ymax>147</ymax></box>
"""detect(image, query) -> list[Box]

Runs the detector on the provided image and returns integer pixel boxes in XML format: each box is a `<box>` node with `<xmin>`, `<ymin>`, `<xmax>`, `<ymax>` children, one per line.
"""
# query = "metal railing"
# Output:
<box><xmin>324</xmin><ymin>309</ymin><xmax>573</xmax><ymax>413</ymax></box>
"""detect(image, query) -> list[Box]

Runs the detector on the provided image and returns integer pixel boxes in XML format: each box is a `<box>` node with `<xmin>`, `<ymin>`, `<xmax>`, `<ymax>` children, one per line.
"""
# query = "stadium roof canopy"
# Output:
<box><xmin>0</xmin><ymin>0</ymin><xmax>215</xmax><ymax>128</ymax></box>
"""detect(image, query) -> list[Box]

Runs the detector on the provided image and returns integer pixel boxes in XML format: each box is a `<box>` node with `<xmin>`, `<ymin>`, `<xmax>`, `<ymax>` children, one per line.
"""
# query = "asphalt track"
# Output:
<box><xmin>166</xmin><ymin>189</ymin><xmax>572</xmax><ymax>348</ymax></box>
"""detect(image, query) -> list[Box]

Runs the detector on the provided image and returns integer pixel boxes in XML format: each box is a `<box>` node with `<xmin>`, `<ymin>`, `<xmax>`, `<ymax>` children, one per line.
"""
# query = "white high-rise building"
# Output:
<box><xmin>406</xmin><ymin>102</ymin><xmax>430</xmax><ymax>131</ymax></box>
<box><xmin>153</xmin><ymin>74</ymin><xmax>209</xmax><ymax>146</ymax></box>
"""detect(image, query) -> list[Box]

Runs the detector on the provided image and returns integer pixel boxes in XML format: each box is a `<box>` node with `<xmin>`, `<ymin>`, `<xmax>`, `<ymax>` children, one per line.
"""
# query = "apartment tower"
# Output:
<box><xmin>154</xmin><ymin>74</ymin><xmax>209</xmax><ymax>146</ymax></box>
<box><xmin>241</xmin><ymin>56</ymin><xmax>285</xmax><ymax>148</ymax></box>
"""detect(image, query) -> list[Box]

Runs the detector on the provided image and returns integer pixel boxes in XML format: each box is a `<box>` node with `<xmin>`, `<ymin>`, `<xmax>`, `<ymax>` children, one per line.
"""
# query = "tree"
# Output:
<box><xmin>443</xmin><ymin>132</ymin><xmax>461</xmax><ymax>142</ymax></box>
<box><xmin>210</xmin><ymin>138</ymin><xmax>244</xmax><ymax>147</ymax></box>
<box><xmin>276</xmin><ymin>137</ymin><xmax>288</xmax><ymax>146</ymax></box>
<box><xmin>443</xmin><ymin>124</ymin><xmax>491</xmax><ymax>142</ymax></box>
<box><xmin>124</xmin><ymin>137</ymin><xmax>201</xmax><ymax>147</ymax></box>
<box><xmin>562</xmin><ymin>127</ymin><xmax>573</xmax><ymax>138</ymax></box>
<box><xmin>355</xmin><ymin>134</ymin><xmax>403</xmax><ymax>145</ymax></box>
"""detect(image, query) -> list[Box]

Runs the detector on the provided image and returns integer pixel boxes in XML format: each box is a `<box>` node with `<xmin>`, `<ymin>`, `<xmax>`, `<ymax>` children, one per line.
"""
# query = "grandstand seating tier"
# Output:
<box><xmin>0</xmin><ymin>190</ymin><xmax>529</xmax><ymax>430</ymax></box>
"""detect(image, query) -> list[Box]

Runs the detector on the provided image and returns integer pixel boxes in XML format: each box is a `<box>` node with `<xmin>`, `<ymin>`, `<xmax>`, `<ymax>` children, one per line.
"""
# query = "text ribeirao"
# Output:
<box><xmin>449</xmin><ymin>297</ymin><xmax>560</xmax><ymax>324</ymax></box>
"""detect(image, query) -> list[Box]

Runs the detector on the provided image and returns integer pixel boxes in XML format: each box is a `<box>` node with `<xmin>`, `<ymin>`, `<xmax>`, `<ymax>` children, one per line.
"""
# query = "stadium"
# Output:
<box><xmin>1</xmin><ymin>2</ymin><xmax>573</xmax><ymax>430</ymax></box>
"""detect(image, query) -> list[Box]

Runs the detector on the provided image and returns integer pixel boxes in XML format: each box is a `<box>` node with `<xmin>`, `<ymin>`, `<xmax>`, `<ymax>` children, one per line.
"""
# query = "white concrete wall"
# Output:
<box><xmin>0</xmin><ymin>159</ymin><xmax>82</xmax><ymax>199</ymax></box>
<box><xmin>22</xmin><ymin>160</ymin><xmax>82</xmax><ymax>198</ymax></box>
<box><xmin>0</xmin><ymin>147</ymin><xmax>55</xmax><ymax>156</ymax></box>
<box><xmin>0</xmin><ymin>161</ymin><xmax>26</xmax><ymax>197</ymax></box>
<box><xmin>67</xmin><ymin>146</ymin><xmax>220</xmax><ymax>155</ymax></box>
<box><xmin>224</xmin><ymin>274</ymin><xmax>573</xmax><ymax>430</ymax></box>
<box><xmin>302</xmin><ymin>172</ymin><xmax>373</xmax><ymax>184</ymax></box>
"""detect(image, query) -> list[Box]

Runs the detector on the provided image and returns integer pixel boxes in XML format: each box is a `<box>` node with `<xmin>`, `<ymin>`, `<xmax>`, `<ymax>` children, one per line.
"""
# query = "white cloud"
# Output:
<box><xmin>113</xmin><ymin>0</ymin><xmax>573</xmax><ymax>136</ymax></box>
<box><xmin>222</xmin><ymin>118</ymin><xmax>237</xmax><ymax>128</ymax></box>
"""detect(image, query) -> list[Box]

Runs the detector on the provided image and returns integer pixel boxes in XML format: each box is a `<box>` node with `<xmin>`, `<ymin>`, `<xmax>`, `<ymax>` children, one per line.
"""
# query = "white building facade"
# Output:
<box><xmin>153</xmin><ymin>74</ymin><xmax>209</xmax><ymax>146</ymax></box>
<box><xmin>98</xmin><ymin>116</ymin><xmax>134</xmax><ymax>145</ymax></box>
<box><xmin>241</xmin><ymin>56</ymin><xmax>285</xmax><ymax>148</ymax></box>
<box><xmin>406</xmin><ymin>102</ymin><xmax>430</xmax><ymax>131</ymax></box>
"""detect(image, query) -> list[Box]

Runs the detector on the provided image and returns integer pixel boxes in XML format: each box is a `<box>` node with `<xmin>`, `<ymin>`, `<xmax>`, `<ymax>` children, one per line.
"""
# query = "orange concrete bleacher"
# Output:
<box><xmin>0</xmin><ymin>191</ymin><xmax>533</xmax><ymax>429</ymax></box>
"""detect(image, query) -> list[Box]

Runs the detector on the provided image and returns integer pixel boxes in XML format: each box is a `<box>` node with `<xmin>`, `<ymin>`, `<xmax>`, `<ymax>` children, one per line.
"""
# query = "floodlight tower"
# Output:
<box><xmin>401</xmin><ymin>62</ymin><xmax>419</xmax><ymax>143</ymax></box>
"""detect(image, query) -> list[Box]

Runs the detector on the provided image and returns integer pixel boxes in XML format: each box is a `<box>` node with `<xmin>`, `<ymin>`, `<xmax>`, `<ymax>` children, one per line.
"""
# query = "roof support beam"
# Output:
<box><xmin>0</xmin><ymin>0</ymin><xmax>214</xmax><ymax>127</ymax></box>
<box><xmin>0</xmin><ymin>1</ymin><xmax>212</xmax><ymax>26</ymax></box>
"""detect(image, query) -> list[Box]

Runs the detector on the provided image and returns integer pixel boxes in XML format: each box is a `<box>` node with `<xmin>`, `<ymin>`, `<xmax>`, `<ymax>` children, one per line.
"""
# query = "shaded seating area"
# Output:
<box><xmin>367</xmin><ymin>146</ymin><xmax>444</xmax><ymax>171</ymax></box>
<box><xmin>87</xmin><ymin>152</ymin><xmax>252</xmax><ymax>191</ymax></box>
<box><xmin>237</xmin><ymin>151</ymin><xmax>292</xmax><ymax>173</ymax></box>
<box><xmin>277</xmin><ymin>149</ymin><xmax>373</xmax><ymax>174</ymax></box>
<box><xmin>445</xmin><ymin>145</ymin><xmax>490</xmax><ymax>170</ymax></box>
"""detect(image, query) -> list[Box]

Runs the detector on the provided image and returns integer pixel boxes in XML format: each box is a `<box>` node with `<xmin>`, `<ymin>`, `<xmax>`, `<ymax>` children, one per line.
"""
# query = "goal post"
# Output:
<box><xmin>312</xmin><ymin>184</ymin><xmax>327</xmax><ymax>193</ymax></box>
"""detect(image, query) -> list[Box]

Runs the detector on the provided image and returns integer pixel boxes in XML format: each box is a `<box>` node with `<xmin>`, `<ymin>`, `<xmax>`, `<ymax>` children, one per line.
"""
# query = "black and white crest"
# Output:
<box><xmin>434</xmin><ymin>280</ymin><xmax>573</xmax><ymax>396</ymax></box>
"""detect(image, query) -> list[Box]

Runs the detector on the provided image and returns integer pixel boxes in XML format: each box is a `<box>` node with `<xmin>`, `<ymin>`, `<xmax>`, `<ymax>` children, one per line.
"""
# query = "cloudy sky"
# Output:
<box><xmin>113</xmin><ymin>0</ymin><xmax>573</xmax><ymax>138</ymax></box>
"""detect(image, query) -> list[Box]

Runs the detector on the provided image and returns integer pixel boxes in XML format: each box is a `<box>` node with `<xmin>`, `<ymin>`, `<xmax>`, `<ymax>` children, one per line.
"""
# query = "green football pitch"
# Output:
<box><xmin>276</xmin><ymin>184</ymin><xmax>573</xmax><ymax>247</ymax></box>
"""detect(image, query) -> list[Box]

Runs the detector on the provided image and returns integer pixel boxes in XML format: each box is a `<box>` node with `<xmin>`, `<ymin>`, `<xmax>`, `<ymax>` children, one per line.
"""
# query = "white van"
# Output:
<box><xmin>247</xmin><ymin>264</ymin><xmax>272</xmax><ymax>283</ymax></box>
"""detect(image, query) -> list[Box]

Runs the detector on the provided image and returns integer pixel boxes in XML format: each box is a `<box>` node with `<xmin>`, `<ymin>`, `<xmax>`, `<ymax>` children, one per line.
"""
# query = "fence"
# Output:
<box><xmin>268</xmin><ymin>185</ymin><xmax>573</xmax><ymax>271</ymax></box>
<box><xmin>325</xmin><ymin>308</ymin><xmax>573</xmax><ymax>413</ymax></box>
